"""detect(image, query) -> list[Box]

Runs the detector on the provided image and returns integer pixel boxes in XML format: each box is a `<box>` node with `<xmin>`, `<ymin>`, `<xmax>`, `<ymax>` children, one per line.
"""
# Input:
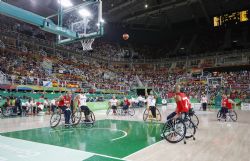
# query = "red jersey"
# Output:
<box><xmin>58</xmin><ymin>95</ymin><xmax>71</xmax><ymax>107</ymax></box>
<box><xmin>176</xmin><ymin>92</ymin><xmax>189</xmax><ymax>113</ymax></box>
<box><xmin>187</xmin><ymin>98</ymin><xmax>191</xmax><ymax>110</ymax></box>
<box><xmin>221</xmin><ymin>98</ymin><xmax>228</xmax><ymax>107</ymax></box>
<box><xmin>58</xmin><ymin>97</ymin><xmax>64</xmax><ymax>107</ymax></box>
<box><xmin>124</xmin><ymin>99</ymin><xmax>130</xmax><ymax>106</ymax></box>
<box><xmin>226</xmin><ymin>100</ymin><xmax>233</xmax><ymax>109</ymax></box>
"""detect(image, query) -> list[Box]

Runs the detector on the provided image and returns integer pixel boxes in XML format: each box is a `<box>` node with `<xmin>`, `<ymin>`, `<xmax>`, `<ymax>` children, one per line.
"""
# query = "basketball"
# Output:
<box><xmin>123</xmin><ymin>33</ymin><xmax>129</xmax><ymax>40</ymax></box>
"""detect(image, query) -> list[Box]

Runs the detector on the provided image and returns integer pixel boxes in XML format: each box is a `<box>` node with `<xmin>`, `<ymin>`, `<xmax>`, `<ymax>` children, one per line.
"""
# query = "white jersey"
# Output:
<box><xmin>109</xmin><ymin>99</ymin><xmax>118</xmax><ymax>106</ymax></box>
<box><xmin>79</xmin><ymin>94</ymin><xmax>87</xmax><ymax>106</ymax></box>
<box><xmin>138</xmin><ymin>96</ymin><xmax>143</xmax><ymax>101</ymax></box>
<box><xmin>50</xmin><ymin>99</ymin><xmax>56</xmax><ymax>106</ymax></box>
<box><xmin>201</xmin><ymin>96</ymin><xmax>207</xmax><ymax>103</ymax></box>
<box><xmin>147</xmin><ymin>95</ymin><xmax>156</xmax><ymax>107</ymax></box>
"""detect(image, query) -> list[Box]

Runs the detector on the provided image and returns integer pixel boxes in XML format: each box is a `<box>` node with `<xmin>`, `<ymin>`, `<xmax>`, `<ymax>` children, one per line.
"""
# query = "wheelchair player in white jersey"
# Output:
<box><xmin>74</xmin><ymin>92</ymin><xmax>92</xmax><ymax>122</ymax></box>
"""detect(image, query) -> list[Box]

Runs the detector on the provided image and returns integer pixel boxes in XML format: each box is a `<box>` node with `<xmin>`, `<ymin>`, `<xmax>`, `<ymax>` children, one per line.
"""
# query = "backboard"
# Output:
<box><xmin>48</xmin><ymin>0</ymin><xmax>104</xmax><ymax>49</ymax></box>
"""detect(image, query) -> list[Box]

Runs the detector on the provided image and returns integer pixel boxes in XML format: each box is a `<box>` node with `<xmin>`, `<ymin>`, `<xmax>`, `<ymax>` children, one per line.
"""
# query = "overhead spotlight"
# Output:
<box><xmin>79</xmin><ymin>9</ymin><xmax>91</xmax><ymax>17</ymax></box>
<box><xmin>145</xmin><ymin>4</ymin><xmax>148</xmax><ymax>8</ymax></box>
<box><xmin>57</xmin><ymin>0</ymin><xmax>73</xmax><ymax>7</ymax></box>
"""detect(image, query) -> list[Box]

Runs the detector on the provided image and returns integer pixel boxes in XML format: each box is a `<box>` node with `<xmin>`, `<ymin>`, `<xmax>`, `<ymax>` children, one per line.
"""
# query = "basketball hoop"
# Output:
<box><xmin>80</xmin><ymin>38</ymin><xmax>95</xmax><ymax>51</ymax></box>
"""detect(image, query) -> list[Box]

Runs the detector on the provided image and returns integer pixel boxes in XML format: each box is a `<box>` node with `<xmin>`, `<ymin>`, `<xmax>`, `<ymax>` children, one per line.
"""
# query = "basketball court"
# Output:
<box><xmin>0</xmin><ymin>0</ymin><xmax>250</xmax><ymax>161</ymax></box>
<box><xmin>0</xmin><ymin>108</ymin><xmax>250</xmax><ymax>161</ymax></box>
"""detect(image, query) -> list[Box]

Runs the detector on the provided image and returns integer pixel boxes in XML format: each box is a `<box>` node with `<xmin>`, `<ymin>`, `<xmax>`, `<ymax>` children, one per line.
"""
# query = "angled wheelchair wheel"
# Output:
<box><xmin>106</xmin><ymin>107</ymin><xmax>112</xmax><ymax>116</ymax></box>
<box><xmin>229</xmin><ymin>110</ymin><xmax>237</xmax><ymax>122</ymax></box>
<box><xmin>50</xmin><ymin>111</ymin><xmax>61</xmax><ymax>128</ymax></box>
<box><xmin>143</xmin><ymin>108</ymin><xmax>161</xmax><ymax>122</ymax></box>
<box><xmin>217</xmin><ymin>110</ymin><xmax>222</xmax><ymax>120</ymax></box>
<box><xmin>81</xmin><ymin>111</ymin><xmax>95</xmax><ymax>124</ymax></box>
<box><xmin>2</xmin><ymin>107</ymin><xmax>12</xmax><ymax>117</ymax></box>
<box><xmin>71</xmin><ymin>109</ymin><xmax>82</xmax><ymax>126</ymax></box>
<box><xmin>184</xmin><ymin>119</ymin><xmax>196</xmax><ymax>139</ymax></box>
<box><xmin>190</xmin><ymin>113</ymin><xmax>199</xmax><ymax>127</ymax></box>
<box><xmin>162</xmin><ymin>118</ymin><xmax>186</xmax><ymax>143</ymax></box>
<box><xmin>128</xmin><ymin>108</ymin><xmax>135</xmax><ymax>116</ymax></box>
<box><xmin>155</xmin><ymin>108</ymin><xmax>162</xmax><ymax>121</ymax></box>
<box><xmin>89</xmin><ymin>111</ymin><xmax>96</xmax><ymax>123</ymax></box>
<box><xmin>143</xmin><ymin>109</ymin><xmax>149</xmax><ymax>121</ymax></box>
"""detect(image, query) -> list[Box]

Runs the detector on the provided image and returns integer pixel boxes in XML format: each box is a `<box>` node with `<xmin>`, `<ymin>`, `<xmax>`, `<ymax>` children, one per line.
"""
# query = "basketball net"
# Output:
<box><xmin>80</xmin><ymin>38</ymin><xmax>95</xmax><ymax>51</ymax></box>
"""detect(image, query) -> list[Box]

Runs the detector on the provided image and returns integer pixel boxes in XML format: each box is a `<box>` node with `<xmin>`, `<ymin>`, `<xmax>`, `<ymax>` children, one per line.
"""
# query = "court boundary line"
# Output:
<box><xmin>123</xmin><ymin>140</ymin><xmax>165</xmax><ymax>159</ymax></box>
<box><xmin>0</xmin><ymin>135</ymin><xmax>127</xmax><ymax>161</ymax></box>
<box><xmin>1</xmin><ymin>119</ymin><xmax>161</xmax><ymax>160</ymax></box>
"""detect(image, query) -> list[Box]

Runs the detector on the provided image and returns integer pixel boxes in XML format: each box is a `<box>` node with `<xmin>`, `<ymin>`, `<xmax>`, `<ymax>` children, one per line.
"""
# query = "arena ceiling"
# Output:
<box><xmin>4</xmin><ymin>0</ymin><xmax>250</xmax><ymax>31</ymax></box>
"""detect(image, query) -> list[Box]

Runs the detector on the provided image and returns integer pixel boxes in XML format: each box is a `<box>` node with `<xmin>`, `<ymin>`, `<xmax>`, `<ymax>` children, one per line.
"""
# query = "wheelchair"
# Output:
<box><xmin>161</xmin><ymin>113</ymin><xmax>196</xmax><ymax>144</ymax></box>
<box><xmin>50</xmin><ymin>107</ymin><xmax>81</xmax><ymax>128</ymax></box>
<box><xmin>77</xmin><ymin>108</ymin><xmax>96</xmax><ymax>128</ymax></box>
<box><xmin>217</xmin><ymin>108</ymin><xmax>237</xmax><ymax>122</ymax></box>
<box><xmin>106</xmin><ymin>106</ymin><xmax>135</xmax><ymax>116</ymax></box>
<box><xmin>1</xmin><ymin>105</ymin><xmax>28</xmax><ymax>117</ymax></box>
<box><xmin>143</xmin><ymin>106</ymin><xmax>161</xmax><ymax>122</ymax></box>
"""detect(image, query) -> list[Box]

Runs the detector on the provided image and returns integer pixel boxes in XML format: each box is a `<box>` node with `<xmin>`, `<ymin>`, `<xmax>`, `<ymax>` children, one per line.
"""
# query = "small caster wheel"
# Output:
<box><xmin>184</xmin><ymin>141</ymin><xmax>186</xmax><ymax>144</ymax></box>
<box><xmin>193</xmin><ymin>137</ymin><xmax>196</xmax><ymax>140</ymax></box>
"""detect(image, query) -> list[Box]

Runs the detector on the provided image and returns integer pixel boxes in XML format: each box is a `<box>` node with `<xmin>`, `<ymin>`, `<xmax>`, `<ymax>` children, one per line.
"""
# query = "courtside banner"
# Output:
<box><xmin>241</xmin><ymin>103</ymin><xmax>250</xmax><ymax>110</ymax></box>
<box><xmin>43</xmin><ymin>81</ymin><xmax>52</xmax><ymax>87</ymax></box>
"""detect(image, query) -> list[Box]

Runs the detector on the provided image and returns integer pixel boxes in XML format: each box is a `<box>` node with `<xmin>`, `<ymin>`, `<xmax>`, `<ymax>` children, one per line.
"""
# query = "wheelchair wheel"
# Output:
<box><xmin>50</xmin><ymin>111</ymin><xmax>61</xmax><ymax>128</ymax></box>
<box><xmin>155</xmin><ymin>108</ymin><xmax>161</xmax><ymax>121</ymax></box>
<box><xmin>81</xmin><ymin>111</ymin><xmax>95</xmax><ymax>123</ymax></box>
<box><xmin>217</xmin><ymin>110</ymin><xmax>222</xmax><ymax>119</ymax></box>
<box><xmin>184</xmin><ymin>119</ymin><xmax>196</xmax><ymax>139</ymax></box>
<box><xmin>128</xmin><ymin>108</ymin><xmax>135</xmax><ymax>116</ymax></box>
<box><xmin>89</xmin><ymin>111</ymin><xmax>96</xmax><ymax>122</ymax></box>
<box><xmin>143</xmin><ymin>109</ymin><xmax>149</xmax><ymax>121</ymax></box>
<box><xmin>229</xmin><ymin>110</ymin><xmax>237</xmax><ymax>122</ymax></box>
<box><xmin>116</xmin><ymin>108</ymin><xmax>122</xmax><ymax>115</ymax></box>
<box><xmin>71</xmin><ymin>109</ymin><xmax>82</xmax><ymax>126</ymax></box>
<box><xmin>2</xmin><ymin>107</ymin><xmax>12</xmax><ymax>117</ymax></box>
<box><xmin>143</xmin><ymin>108</ymin><xmax>161</xmax><ymax>121</ymax></box>
<box><xmin>190</xmin><ymin>113</ymin><xmax>199</xmax><ymax>127</ymax></box>
<box><xmin>106</xmin><ymin>107</ymin><xmax>111</xmax><ymax>116</ymax></box>
<box><xmin>162</xmin><ymin>118</ymin><xmax>186</xmax><ymax>143</ymax></box>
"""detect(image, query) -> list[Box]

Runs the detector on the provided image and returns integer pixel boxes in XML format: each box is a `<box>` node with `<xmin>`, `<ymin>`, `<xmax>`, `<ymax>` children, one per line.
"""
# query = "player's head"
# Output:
<box><xmin>222</xmin><ymin>93</ymin><xmax>227</xmax><ymax>98</ymax></box>
<box><xmin>112</xmin><ymin>95</ymin><xmax>116</xmax><ymax>99</ymax></box>
<box><xmin>66</xmin><ymin>91</ymin><xmax>71</xmax><ymax>96</ymax></box>
<box><xmin>173</xmin><ymin>84</ymin><xmax>181</xmax><ymax>93</ymax></box>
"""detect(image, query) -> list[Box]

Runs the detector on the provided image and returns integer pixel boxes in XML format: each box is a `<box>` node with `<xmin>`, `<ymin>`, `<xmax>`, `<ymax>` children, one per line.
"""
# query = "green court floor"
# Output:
<box><xmin>1</xmin><ymin>120</ymin><xmax>163</xmax><ymax>160</ymax></box>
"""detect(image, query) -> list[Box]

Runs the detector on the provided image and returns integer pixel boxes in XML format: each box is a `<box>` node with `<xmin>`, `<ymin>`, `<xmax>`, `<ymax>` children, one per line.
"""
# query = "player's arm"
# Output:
<box><xmin>146</xmin><ymin>97</ymin><xmax>150</xmax><ymax>110</ymax></box>
<box><xmin>228</xmin><ymin>99</ymin><xmax>236</xmax><ymax>107</ymax></box>
<box><xmin>74</xmin><ymin>95</ymin><xmax>79</xmax><ymax>105</ymax></box>
<box><xmin>145</xmin><ymin>88</ymin><xmax>148</xmax><ymax>97</ymax></box>
<box><xmin>56</xmin><ymin>96</ymin><xmax>62</xmax><ymax>103</ymax></box>
<box><xmin>108</xmin><ymin>100</ymin><xmax>111</xmax><ymax>107</ymax></box>
<box><xmin>116</xmin><ymin>100</ymin><xmax>119</xmax><ymax>106</ymax></box>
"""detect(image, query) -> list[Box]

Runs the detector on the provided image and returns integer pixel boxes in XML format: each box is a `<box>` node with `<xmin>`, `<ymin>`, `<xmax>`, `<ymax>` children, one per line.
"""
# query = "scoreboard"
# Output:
<box><xmin>213</xmin><ymin>10</ymin><xmax>249</xmax><ymax>27</ymax></box>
